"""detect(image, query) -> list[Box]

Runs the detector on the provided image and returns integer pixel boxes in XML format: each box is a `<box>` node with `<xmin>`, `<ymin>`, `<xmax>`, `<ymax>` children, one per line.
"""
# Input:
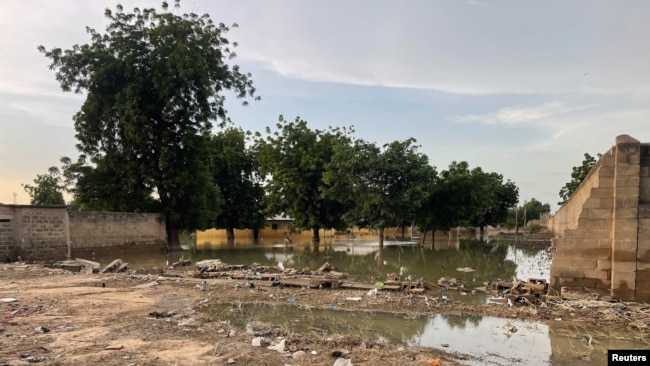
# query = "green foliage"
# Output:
<box><xmin>255</xmin><ymin>116</ymin><xmax>354</xmax><ymax>241</ymax></box>
<box><xmin>38</xmin><ymin>1</ymin><xmax>257</xmax><ymax>239</ymax></box>
<box><xmin>209</xmin><ymin>128</ymin><xmax>265</xmax><ymax>239</ymax></box>
<box><xmin>22</xmin><ymin>166</ymin><xmax>65</xmax><ymax>205</ymax></box>
<box><xmin>418</xmin><ymin>161</ymin><xmax>519</xmax><ymax>233</ymax></box>
<box><xmin>558</xmin><ymin>153</ymin><xmax>600</xmax><ymax>205</ymax></box>
<box><xmin>324</xmin><ymin>138</ymin><xmax>436</xmax><ymax>244</ymax></box>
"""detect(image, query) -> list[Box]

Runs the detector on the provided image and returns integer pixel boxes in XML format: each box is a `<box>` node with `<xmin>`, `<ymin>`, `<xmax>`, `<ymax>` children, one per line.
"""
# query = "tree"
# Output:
<box><xmin>39</xmin><ymin>1</ymin><xmax>258</xmax><ymax>246</ymax></box>
<box><xmin>417</xmin><ymin>161</ymin><xmax>518</xmax><ymax>241</ymax></box>
<box><xmin>22</xmin><ymin>167</ymin><xmax>65</xmax><ymax>205</ymax></box>
<box><xmin>558</xmin><ymin>153</ymin><xmax>600</xmax><ymax>205</ymax></box>
<box><xmin>468</xmin><ymin>168</ymin><xmax>519</xmax><ymax>237</ymax></box>
<box><xmin>255</xmin><ymin>116</ymin><xmax>353</xmax><ymax>242</ymax></box>
<box><xmin>324</xmin><ymin>138</ymin><xmax>435</xmax><ymax>246</ymax></box>
<box><xmin>209</xmin><ymin>128</ymin><xmax>265</xmax><ymax>241</ymax></box>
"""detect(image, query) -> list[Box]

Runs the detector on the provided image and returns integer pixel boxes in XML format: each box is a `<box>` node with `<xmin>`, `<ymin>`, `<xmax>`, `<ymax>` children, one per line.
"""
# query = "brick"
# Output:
<box><xmin>551</xmin><ymin>258</ymin><xmax>574</xmax><ymax>268</ymax></box>
<box><xmin>584</xmin><ymin>248</ymin><xmax>611</xmax><ymax>259</ymax></box>
<box><xmin>560</xmin><ymin>269</ymin><xmax>585</xmax><ymax>278</ymax></box>
<box><xmin>611</xmin><ymin>260</ymin><xmax>637</xmax><ymax>272</ymax></box>
<box><xmin>613</xmin><ymin>249</ymin><xmax>639</xmax><ymax>261</ymax></box>
<box><xmin>591</xmin><ymin>187</ymin><xmax>613</xmax><ymax>198</ymax></box>
<box><xmin>574</xmin><ymin>259</ymin><xmax>598</xmax><ymax>269</ymax></box>
<box><xmin>613</xmin><ymin>208</ymin><xmax>639</xmax><ymax>220</ymax></box>
<box><xmin>578</xmin><ymin>218</ymin><xmax>604</xmax><ymax>229</ymax></box>
<box><xmin>598</xmin><ymin>259</ymin><xmax>612</xmax><ymax>270</ymax></box>
<box><xmin>584</xmin><ymin>269</ymin><xmax>610</xmax><ymax>280</ymax></box>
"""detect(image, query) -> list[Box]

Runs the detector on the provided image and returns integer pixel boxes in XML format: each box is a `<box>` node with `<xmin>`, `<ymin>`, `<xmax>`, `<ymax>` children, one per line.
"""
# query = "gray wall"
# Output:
<box><xmin>0</xmin><ymin>205</ymin><xmax>166</xmax><ymax>261</ymax></box>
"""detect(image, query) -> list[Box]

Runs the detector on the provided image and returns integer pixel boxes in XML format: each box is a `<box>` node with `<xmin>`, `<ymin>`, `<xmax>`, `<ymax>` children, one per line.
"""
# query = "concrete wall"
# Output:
<box><xmin>0</xmin><ymin>205</ymin><xmax>166</xmax><ymax>261</ymax></box>
<box><xmin>548</xmin><ymin>135</ymin><xmax>650</xmax><ymax>302</ymax></box>
<box><xmin>69</xmin><ymin>211</ymin><xmax>166</xmax><ymax>249</ymax></box>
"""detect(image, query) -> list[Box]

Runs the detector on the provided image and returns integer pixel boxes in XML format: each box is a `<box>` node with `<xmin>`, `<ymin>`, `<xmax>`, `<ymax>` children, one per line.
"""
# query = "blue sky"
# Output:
<box><xmin>2</xmin><ymin>0</ymin><xmax>650</xmax><ymax>212</ymax></box>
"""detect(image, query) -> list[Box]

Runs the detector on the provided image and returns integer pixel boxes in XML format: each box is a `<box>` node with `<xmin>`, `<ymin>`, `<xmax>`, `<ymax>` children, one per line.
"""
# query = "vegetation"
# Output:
<box><xmin>255</xmin><ymin>116</ymin><xmax>354</xmax><ymax>242</ymax></box>
<box><xmin>38</xmin><ymin>1</ymin><xmax>257</xmax><ymax>245</ymax></box>
<box><xmin>416</xmin><ymin>161</ymin><xmax>519</xmax><ymax>241</ymax></box>
<box><xmin>558</xmin><ymin>153</ymin><xmax>600</xmax><ymax>205</ymax></box>
<box><xmin>209</xmin><ymin>128</ymin><xmax>265</xmax><ymax>241</ymax></box>
<box><xmin>28</xmin><ymin>1</ymin><xmax>524</xmax><ymax>243</ymax></box>
<box><xmin>506</xmin><ymin>198</ymin><xmax>551</xmax><ymax>232</ymax></box>
<box><xmin>324</xmin><ymin>138</ymin><xmax>436</xmax><ymax>246</ymax></box>
<box><xmin>22</xmin><ymin>166</ymin><xmax>65</xmax><ymax>205</ymax></box>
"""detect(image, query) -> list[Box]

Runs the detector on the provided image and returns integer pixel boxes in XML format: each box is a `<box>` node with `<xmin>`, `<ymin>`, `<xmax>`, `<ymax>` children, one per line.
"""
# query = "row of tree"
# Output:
<box><xmin>23</xmin><ymin>1</ymin><xmax>539</xmax><ymax>246</ymax></box>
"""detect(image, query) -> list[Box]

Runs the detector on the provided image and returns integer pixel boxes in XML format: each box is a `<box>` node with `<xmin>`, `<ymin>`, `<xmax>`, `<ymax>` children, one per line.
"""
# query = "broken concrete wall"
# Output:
<box><xmin>548</xmin><ymin>135</ymin><xmax>650</xmax><ymax>302</ymax></box>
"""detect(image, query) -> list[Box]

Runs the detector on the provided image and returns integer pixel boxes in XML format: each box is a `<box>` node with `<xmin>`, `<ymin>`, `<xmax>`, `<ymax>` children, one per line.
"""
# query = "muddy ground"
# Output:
<box><xmin>0</xmin><ymin>263</ymin><xmax>647</xmax><ymax>366</ymax></box>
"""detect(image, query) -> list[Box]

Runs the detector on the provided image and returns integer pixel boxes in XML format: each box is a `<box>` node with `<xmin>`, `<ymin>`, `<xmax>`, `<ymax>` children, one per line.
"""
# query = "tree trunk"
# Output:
<box><xmin>226</xmin><ymin>227</ymin><xmax>235</xmax><ymax>241</ymax></box>
<box><xmin>312</xmin><ymin>228</ymin><xmax>320</xmax><ymax>243</ymax></box>
<box><xmin>479</xmin><ymin>225</ymin><xmax>485</xmax><ymax>241</ymax></box>
<box><xmin>253</xmin><ymin>229</ymin><xmax>259</xmax><ymax>241</ymax></box>
<box><xmin>378</xmin><ymin>227</ymin><xmax>384</xmax><ymax>247</ymax></box>
<box><xmin>166</xmin><ymin>222</ymin><xmax>181</xmax><ymax>250</ymax></box>
<box><xmin>401</xmin><ymin>224</ymin><xmax>406</xmax><ymax>240</ymax></box>
<box><xmin>420</xmin><ymin>225</ymin><xmax>429</xmax><ymax>247</ymax></box>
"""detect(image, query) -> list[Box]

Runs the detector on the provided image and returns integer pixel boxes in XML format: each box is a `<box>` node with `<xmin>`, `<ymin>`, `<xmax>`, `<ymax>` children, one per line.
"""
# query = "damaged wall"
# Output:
<box><xmin>0</xmin><ymin>205</ymin><xmax>166</xmax><ymax>261</ymax></box>
<box><xmin>548</xmin><ymin>135</ymin><xmax>650</xmax><ymax>302</ymax></box>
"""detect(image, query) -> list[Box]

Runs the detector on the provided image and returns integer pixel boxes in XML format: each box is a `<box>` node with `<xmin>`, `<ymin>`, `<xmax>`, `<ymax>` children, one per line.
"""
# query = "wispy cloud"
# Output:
<box><xmin>456</xmin><ymin>101</ymin><xmax>588</xmax><ymax>126</ymax></box>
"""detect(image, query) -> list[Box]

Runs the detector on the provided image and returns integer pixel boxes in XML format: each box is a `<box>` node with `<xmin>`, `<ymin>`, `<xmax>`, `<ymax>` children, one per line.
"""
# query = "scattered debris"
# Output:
<box><xmin>100</xmin><ymin>259</ymin><xmax>128</xmax><ymax>274</ymax></box>
<box><xmin>104</xmin><ymin>345</ymin><xmax>124</xmax><ymax>351</ymax></box>
<box><xmin>1</xmin><ymin>298</ymin><xmax>18</xmax><ymax>303</ymax></box>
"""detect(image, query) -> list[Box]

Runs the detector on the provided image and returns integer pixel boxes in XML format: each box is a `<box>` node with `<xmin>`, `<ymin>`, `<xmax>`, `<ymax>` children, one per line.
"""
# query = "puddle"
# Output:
<box><xmin>208</xmin><ymin>302</ymin><xmax>646</xmax><ymax>365</ymax></box>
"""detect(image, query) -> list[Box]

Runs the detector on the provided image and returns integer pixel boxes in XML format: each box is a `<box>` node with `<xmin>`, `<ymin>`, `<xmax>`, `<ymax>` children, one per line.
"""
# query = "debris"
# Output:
<box><xmin>1</xmin><ymin>298</ymin><xmax>18</xmax><ymax>303</ymax></box>
<box><xmin>345</xmin><ymin>297</ymin><xmax>362</xmax><ymax>302</ymax></box>
<box><xmin>104</xmin><ymin>345</ymin><xmax>124</xmax><ymax>351</ymax></box>
<box><xmin>333</xmin><ymin>358</ymin><xmax>353</xmax><ymax>366</ymax></box>
<box><xmin>34</xmin><ymin>326</ymin><xmax>50</xmax><ymax>333</ymax></box>
<box><xmin>99</xmin><ymin>259</ymin><xmax>123</xmax><ymax>274</ymax></box>
<box><xmin>148</xmin><ymin>311</ymin><xmax>175</xmax><ymax>318</ymax></box>
<box><xmin>456</xmin><ymin>267</ymin><xmax>475</xmax><ymax>272</ymax></box>
<box><xmin>267</xmin><ymin>338</ymin><xmax>286</xmax><ymax>353</ymax></box>
<box><xmin>292</xmin><ymin>350</ymin><xmax>307</xmax><ymax>359</ymax></box>
<box><xmin>366</xmin><ymin>288</ymin><xmax>377</xmax><ymax>296</ymax></box>
<box><xmin>133</xmin><ymin>281</ymin><xmax>160</xmax><ymax>289</ymax></box>
<box><xmin>428</xmin><ymin>359</ymin><xmax>441</xmax><ymax>366</ymax></box>
<box><xmin>251</xmin><ymin>337</ymin><xmax>263</xmax><ymax>347</ymax></box>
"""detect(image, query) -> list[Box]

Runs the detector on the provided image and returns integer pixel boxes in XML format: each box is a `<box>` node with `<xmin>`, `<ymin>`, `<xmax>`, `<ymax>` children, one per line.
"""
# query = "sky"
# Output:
<box><xmin>2</xmin><ymin>0</ymin><xmax>650</xmax><ymax>212</ymax></box>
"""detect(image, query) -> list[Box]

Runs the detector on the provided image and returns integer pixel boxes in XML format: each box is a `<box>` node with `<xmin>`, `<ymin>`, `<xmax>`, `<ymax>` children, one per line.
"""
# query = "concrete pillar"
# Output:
<box><xmin>611</xmin><ymin>135</ymin><xmax>641</xmax><ymax>300</ymax></box>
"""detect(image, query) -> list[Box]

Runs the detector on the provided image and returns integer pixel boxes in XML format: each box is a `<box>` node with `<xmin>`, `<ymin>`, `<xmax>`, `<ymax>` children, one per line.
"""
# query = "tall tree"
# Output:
<box><xmin>558</xmin><ymin>153</ymin><xmax>600</xmax><ymax>205</ymax></box>
<box><xmin>324</xmin><ymin>138</ymin><xmax>435</xmax><ymax>246</ymax></box>
<box><xmin>417</xmin><ymin>161</ymin><xmax>518</xmax><ymax>240</ymax></box>
<box><xmin>39</xmin><ymin>1</ymin><xmax>258</xmax><ymax>246</ymax></box>
<box><xmin>468</xmin><ymin>168</ymin><xmax>519</xmax><ymax>237</ymax></box>
<box><xmin>255</xmin><ymin>116</ymin><xmax>353</xmax><ymax>242</ymax></box>
<box><xmin>209</xmin><ymin>128</ymin><xmax>265</xmax><ymax>241</ymax></box>
<box><xmin>22</xmin><ymin>167</ymin><xmax>66</xmax><ymax>205</ymax></box>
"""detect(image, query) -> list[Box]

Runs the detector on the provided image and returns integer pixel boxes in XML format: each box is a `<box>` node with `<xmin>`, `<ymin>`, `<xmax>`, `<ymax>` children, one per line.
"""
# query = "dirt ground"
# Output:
<box><xmin>0</xmin><ymin>263</ymin><xmax>647</xmax><ymax>366</ymax></box>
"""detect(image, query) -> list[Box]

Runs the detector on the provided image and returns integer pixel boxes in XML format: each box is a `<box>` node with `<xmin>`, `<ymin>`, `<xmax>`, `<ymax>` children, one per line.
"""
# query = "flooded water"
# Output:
<box><xmin>75</xmin><ymin>237</ymin><xmax>644</xmax><ymax>365</ymax></box>
<box><xmin>210</xmin><ymin>303</ymin><xmax>644</xmax><ymax>366</ymax></box>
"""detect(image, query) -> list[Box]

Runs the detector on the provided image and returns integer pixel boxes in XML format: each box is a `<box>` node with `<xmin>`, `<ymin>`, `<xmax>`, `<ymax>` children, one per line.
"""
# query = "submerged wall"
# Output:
<box><xmin>0</xmin><ymin>205</ymin><xmax>166</xmax><ymax>261</ymax></box>
<box><xmin>548</xmin><ymin>135</ymin><xmax>650</xmax><ymax>302</ymax></box>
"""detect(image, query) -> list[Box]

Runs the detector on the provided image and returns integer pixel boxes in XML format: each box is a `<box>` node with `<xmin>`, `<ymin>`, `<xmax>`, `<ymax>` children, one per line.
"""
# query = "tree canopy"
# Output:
<box><xmin>558</xmin><ymin>152</ymin><xmax>600</xmax><ymax>205</ymax></box>
<box><xmin>209</xmin><ymin>127</ymin><xmax>265</xmax><ymax>240</ymax></box>
<box><xmin>324</xmin><ymin>138</ymin><xmax>436</xmax><ymax>246</ymax></box>
<box><xmin>22</xmin><ymin>166</ymin><xmax>66</xmax><ymax>205</ymax></box>
<box><xmin>38</xmin><ymin>1</ymin><xmax>257</xmax><ymax>245</ymax></box>
<box><xmin>417</xmin><ymin>161</ymin><xmax>519</xmax><ymax>240</ymax></box>
<box><xmin>255</xmin><ymin>116</ymin><xmax>353</xmax><ymax>242</ymax></box>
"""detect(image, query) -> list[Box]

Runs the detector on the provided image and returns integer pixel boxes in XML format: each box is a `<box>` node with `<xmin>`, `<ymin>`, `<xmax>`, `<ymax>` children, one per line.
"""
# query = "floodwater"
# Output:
<box><xmin>209</xmin><ymin>302</ymin><xmax>644</xmax><ymax>365</ymax></box>
<box><xmin>76</xmin><ymin>237</ymin><xmax>643</xmax><ymax>365</ymax></box>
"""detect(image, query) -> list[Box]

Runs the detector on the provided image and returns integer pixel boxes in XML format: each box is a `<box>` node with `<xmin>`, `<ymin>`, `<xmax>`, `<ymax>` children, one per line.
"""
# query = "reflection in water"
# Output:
<box><xmin>211</xmin><ymin>302</ymin><xmax>644</xmax><ymax>366</ymax></box>
<box><xmin>80</xmin><ymin>238</ymin><xmax>552</xmax><ymax>304</ymax></box>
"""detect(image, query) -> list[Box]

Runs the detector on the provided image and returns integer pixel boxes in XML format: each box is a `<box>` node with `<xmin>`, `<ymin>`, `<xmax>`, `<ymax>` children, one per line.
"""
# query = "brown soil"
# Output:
<box><xmin>0</xmin><ymin>263</ymin><xmax>646</xmax><ymax>366</ymax></box>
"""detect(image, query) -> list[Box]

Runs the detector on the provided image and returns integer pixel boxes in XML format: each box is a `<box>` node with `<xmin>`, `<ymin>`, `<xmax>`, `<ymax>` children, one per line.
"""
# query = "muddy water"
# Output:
<box><xmin>210</xmin><ymin>303</ymin><xmax>643</xmax><ymax>365</ymax></box>
<box><xmin>79</xmin><ymin>238</ymin><xmax>552</xmax><ymax>304</ymax></box>
<box><xmin>78</xmin><ymin>239</ymin><xmax>644</xmax><ymax>364</ymax></box>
